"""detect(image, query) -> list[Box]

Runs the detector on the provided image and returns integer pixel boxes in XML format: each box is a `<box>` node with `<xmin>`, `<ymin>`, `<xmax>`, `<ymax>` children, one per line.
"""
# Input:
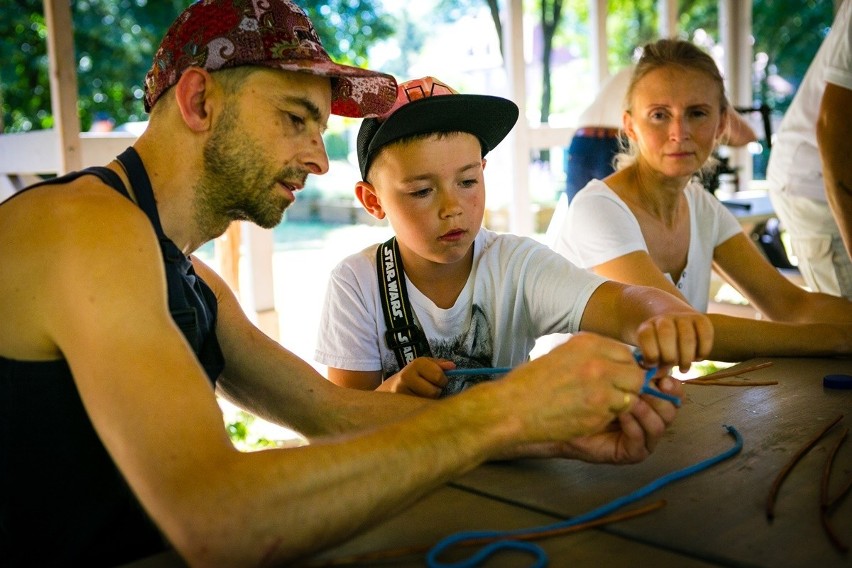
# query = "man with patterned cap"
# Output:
<box><xmin>0</xmin><ymin>2</ymin><xmax>683</xmax><ymax>566</ymax></box>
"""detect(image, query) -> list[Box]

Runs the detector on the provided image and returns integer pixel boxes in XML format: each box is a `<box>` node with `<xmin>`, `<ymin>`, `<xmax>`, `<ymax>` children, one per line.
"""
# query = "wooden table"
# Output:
<box><xmin>125</xmin><ymin>484</ymin><xmax>717</xmax><ymax>568</ymax></box>
<box><xmin>720</xmin><ymin>190</ymin><xmax>776</xmax><ymax>228</ymax></box>
<box><xmin>449</xmin><ymin>357</ymin><xmax>852</xmax><ymax>568</ymax></box>
<box><xmin>125</xmin><ymin>357</ymin><xmax>851</xmax><ymax>568</ymax></box>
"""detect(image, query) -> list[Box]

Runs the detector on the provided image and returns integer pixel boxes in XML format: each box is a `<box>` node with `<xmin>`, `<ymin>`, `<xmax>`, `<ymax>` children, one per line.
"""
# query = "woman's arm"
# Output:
<box><xmin>582</xmin><ymin>239</ymin><xmax>851</xmax><ymax>361</ymax></box>
<box><xmin>712</xmin><ymin>233</ymin><xmax>852</xmax><ymax>324</ymax></box>
<box><xmin>593</xmin><ymin>250</ymin><xmax>690</xmax><ymax>304</ymax></box>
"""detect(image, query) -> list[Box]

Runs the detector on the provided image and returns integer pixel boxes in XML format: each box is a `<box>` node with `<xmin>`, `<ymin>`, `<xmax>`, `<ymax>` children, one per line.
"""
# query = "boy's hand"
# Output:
<box><xmin>635</xmin><ymin>312</ymin><xmax>714</xmax><ymax>373</ymax></box>
<box><xmin>376</xmin><ymin>358</ymin><xmax>455</xmax><ymax>398</ymax></box>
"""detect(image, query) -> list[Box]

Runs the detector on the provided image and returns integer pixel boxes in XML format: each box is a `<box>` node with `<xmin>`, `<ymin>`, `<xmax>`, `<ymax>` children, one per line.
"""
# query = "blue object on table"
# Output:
<box><xmin>823</xmin><ymin>374</ymin><xmax>852</xmax><ymax>390</ymax></box>
<box><xmin>444</xmin><ymin>367</ymin><xmax>512</xmax><ymax>377</ymax></box>
<box><xmin>634</xmin><ymin>352</ymin><xmax>682</xmax><ymax>407</ymax></box>
<box><xmin>426</xmin><ymin>425</ymin><xmax>744</xmax><ymax>568</ymax></box>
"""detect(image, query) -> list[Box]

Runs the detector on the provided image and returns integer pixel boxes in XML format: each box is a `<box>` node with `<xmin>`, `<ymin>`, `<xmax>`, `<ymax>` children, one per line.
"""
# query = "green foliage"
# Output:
<box><xmin>305</xmin><ymin>1</ymin><xmax>395</xmax><ymax>68</ymax></box>
<box><xmin>752</xmin><ymin>0</ymin><xmax>834</xmax><ymax>113</ymax></box>
<box><xmin>0</xmin><ymin>0</ymin><xmax>393</xmax><ymax>133</ymax></box>
<box><xmin>225</xmin><ymin>409</ymin><xmax>288</xmax><ymax>451</ymax></box>
<box><xmin>605</xmin><ymin>0</ymin><xmax>660</xmax><ymax>67</ymax></box>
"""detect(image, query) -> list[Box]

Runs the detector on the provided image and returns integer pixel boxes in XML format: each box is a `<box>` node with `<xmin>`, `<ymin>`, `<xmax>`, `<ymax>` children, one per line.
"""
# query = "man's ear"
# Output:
<box><xmin>354</xmin><ymin>181</ymin><xmax>386</xmax><ymax>220</ymax></box>
<box><xmin>173</xmin><ymin>67</ymin><xmax>217</xmax><ymax>132</ymax></box>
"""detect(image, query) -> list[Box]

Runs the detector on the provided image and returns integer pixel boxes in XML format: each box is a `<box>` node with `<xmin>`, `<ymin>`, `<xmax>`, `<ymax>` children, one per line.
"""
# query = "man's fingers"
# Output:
<box><xmin>609</xmin><ymin>390</ymin><xmax>635</xmax><ymax>415</ymax></box>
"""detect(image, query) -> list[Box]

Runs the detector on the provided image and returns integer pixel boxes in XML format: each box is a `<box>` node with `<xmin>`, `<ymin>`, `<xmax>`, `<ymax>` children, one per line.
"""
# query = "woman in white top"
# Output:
<box><xmin>548</xmin><ymin>38</ymin><xmax>852</xmax><ymax>360</ymax></box>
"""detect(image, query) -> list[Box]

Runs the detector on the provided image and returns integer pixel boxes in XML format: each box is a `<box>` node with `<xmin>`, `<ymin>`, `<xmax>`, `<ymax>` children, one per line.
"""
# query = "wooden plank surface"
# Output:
<box><xmin>122</xmin><ymin>486</ymin><xmax>722</xmax><ymax>568</ymax></box>
<box><xmin>450</xmin><ymin>358</ymin><xmax>852</xmax><ymax>568</ymax></box>
<box><xmin>307</xmin><ymin>486</ymin><xmax>723</xmax><ymax>567</ymax></box>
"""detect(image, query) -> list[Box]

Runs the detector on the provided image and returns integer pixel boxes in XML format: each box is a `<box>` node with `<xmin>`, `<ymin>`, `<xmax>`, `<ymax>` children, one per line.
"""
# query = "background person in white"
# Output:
<box><xmin>767</xmin><ymin>0</ymin><xmax>852</xmax><ymax>298</ymax></box>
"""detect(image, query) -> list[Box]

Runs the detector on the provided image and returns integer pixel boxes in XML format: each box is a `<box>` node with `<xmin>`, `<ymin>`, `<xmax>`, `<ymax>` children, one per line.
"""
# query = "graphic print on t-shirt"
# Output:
<box><xmin>382</xmin><ymin>305</ymin><xmax>494</xmax><ymax>396</ymax></box>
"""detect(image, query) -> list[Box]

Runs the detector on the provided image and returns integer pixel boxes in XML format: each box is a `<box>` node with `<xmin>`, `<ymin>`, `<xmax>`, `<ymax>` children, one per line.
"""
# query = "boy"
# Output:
<box><xmin>315</xmin><ymin>76</ymin><xmax>713</xmax><ymax>397</ymax></box>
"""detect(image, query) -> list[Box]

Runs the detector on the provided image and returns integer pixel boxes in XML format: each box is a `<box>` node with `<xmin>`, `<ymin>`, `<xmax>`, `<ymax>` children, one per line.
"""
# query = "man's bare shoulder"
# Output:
<box><xmin>0</xmin><ymin>174</ymin><xmax>162</xmax><ymax>360</ymax></box>
<box><xmin>1</xmin><ymin>174</ymin><xmax>157</xmax><ymax>253</ymax></box>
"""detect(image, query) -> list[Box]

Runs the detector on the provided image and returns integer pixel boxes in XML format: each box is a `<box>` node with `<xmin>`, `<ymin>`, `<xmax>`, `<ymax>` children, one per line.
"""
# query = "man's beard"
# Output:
<box><xmin>195</xmin><ymin>105</ymin><xmax>304</xmax><ymax>236</ymax></box>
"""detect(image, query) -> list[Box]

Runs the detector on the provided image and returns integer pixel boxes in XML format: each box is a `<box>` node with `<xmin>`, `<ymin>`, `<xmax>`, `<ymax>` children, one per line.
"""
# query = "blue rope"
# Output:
<box><xmin>634</xmin><ymin>352</ymin><xmax>682</xmax><ymax>407</ymax></box>
<box><xmin>443</xmin><ymin>356</ymin><xmax>681</xmax><ymax>406</ymax></box>
<box><xmin>445</xmin><ymin>367</ymin><xmax>512</xmax><ymax>377</ymax></box>
<box><xmin>426</xmin><ymin>425</ymin><xmax>743</xmax><ymax>568</ymax></box>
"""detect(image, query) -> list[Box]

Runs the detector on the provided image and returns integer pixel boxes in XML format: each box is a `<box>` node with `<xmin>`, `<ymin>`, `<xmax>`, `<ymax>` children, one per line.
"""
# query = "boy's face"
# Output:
<box><xmin>365</xmin><ymin>132</ymin><xmax>486</xmax><ymax>267</ymax></box>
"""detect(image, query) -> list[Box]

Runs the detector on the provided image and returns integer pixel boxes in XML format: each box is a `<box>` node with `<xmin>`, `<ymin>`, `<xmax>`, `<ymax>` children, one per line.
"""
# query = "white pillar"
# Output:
<box><xmin>240</xmin><ymin>223</ymin><xmax>279</xmax><ymax>341</ymax></box>
<box><xmin>505</xmin><ymin>0</ymin><xmax>534</xmax><ymax>235</ymax></box>
<box><xmin>720</xmin><ymin>0</ymin><xmax>754</xmax><ymax>187</ymax></box>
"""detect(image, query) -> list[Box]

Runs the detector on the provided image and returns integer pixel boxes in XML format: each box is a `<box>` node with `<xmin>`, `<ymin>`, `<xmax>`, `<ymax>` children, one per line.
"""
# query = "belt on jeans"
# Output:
<box><xmin>575</xmin><ymin>127</ymin><xmax>621</xmax><ymax>138</ymax></box>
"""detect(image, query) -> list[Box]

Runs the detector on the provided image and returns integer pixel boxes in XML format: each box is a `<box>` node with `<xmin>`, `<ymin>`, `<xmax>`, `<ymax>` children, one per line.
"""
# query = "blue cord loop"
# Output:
<box><xmin>426</xmin><ymin>425</ymin><xmax>744</xmax><ymax>568</ymax></box>
<box><xmin>634</xmin><ymin>351</ymin><xmax>681</xmax><ymax>407</ymax></box>
<box><xmin>443</xmin><ymin>355</ymin><xmax>681</xmax><ymax>406</ymax></box>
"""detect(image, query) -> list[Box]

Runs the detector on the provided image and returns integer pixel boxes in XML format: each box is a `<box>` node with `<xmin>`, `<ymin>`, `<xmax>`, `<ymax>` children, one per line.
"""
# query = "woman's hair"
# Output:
<box><xmin>615</xmin><ymin>38</ymin><xmax>731</xmax><ymax>173</ymax></box>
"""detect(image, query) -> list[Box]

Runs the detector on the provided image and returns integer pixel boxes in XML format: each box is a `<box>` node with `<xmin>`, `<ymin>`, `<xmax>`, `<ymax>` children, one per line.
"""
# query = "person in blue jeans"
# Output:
<box><xmin>565</xmin><ymin>67</ymin><xmax>632</xmax><ymax>202</ymax></box>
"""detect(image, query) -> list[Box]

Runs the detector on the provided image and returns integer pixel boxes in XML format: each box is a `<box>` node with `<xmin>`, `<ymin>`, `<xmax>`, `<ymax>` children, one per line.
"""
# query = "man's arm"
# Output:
<box><xmin>19</xmin><ymin>186</ymin><xmax>654</xmax><ymax>565</ymax></box>
<box><xmin>198</xmin><ymin>258</ymin><xmax>438</xmax><ymax>434</ymax></box>
<box><xmin>817</xmin><ymin>82</ymin><xmax>852</xmax><ymax>257</ymax></box>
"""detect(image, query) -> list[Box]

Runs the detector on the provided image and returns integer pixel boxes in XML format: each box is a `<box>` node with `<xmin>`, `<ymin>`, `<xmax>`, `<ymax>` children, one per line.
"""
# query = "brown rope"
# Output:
<box><xmin>766</xmin><ymin>414</ymin><xmax>844</xmax><ymax>521</ymax></box>
<box><xmin>302</xmin><ymin>499</ymin><xmax>666</xmax><ymax>567</ymax></box>
<box><xmin>697</xmin><ymin>361</ymin><xmax>774</xmax><ymax>381</ymax></box>
<box><xmin>686</xmin><ymin>361</ymin><xmax>777</xmax><ymax>386</ymax></box>
<box><xmin>686</xmin><ymin>379</ymin><xmax>778</xmax><ymax>387</ymax></box>
<box><xmin>820</xmin><ymin>427</ymin><xmax>850</xmax><ymax>553</ymax></box>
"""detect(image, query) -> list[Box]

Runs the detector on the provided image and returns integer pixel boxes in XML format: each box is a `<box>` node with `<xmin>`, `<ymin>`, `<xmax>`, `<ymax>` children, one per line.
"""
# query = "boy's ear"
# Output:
<box><xmin>355</xmin><ymin>181</ymin><xmax>386</xmax><ymax>220</ymax></box>
<box><xmin>174</xmin><ymin>67</ymin><xmax>216</xmax><ymax>132</ymax></box>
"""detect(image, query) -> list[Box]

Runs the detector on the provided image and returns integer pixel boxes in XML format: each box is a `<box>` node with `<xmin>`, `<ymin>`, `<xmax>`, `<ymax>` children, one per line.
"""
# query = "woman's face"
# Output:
<box><xmin>624</xmin><ymin>65</ymin><xmax>727</xmax><ymax>180</ymax></box>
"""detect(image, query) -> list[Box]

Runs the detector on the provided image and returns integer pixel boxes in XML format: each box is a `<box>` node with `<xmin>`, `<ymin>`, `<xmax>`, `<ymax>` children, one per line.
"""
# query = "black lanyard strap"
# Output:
<box><xmin>376</xmin><ymin>237</ymin><xmax>433</xmax><ymax>370</ymax></box>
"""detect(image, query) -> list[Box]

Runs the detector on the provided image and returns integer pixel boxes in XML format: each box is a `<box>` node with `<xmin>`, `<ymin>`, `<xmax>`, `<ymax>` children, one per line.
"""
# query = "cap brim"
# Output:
<box><xmin>262</xmin><ymin>59</ymin><xmax>397</xmax><ymax>118</ymax></box>
<box><xmin>360</xmin><ymin>94</ymin><xmax>519</xmax><ymax>178</ymax></box>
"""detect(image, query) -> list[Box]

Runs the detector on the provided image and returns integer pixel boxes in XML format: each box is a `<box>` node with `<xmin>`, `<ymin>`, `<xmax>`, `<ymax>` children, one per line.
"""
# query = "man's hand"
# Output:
<box><xmin>376</xmin><ymin>358</ymin><xmax>455</xmax><ymax>398</ymax></box>
<box><xmin>491</xmin><ymin>333</ymin><xmax>648</xmax><ymax>443</ymax></box>
<box><xmin>484</xmin><ymin>336</ymin><xmax>683</xmax><ymax>465</ymax></box>
<box><xmin>562</xmin><ymin>376</ymin><xmax>684</xmax><ymax>464</ymax></box>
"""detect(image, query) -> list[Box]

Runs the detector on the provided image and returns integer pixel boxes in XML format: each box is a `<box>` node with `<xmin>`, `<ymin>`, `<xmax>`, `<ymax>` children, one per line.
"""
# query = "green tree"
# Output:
<box><xmin>751</xmin><ymin>0</ymin><xmax>833</xmax><ymax>112</ymax></box>
<box><xmin>0</xmin><ymin>0</ymin><xmax>394</xmax><ymax>133</ymax></box>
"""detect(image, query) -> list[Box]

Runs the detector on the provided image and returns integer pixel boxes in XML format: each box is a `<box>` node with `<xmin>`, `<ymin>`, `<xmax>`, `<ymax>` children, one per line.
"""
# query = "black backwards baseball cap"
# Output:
<box><xmin>356</xmin><ymin>76</ymin><xmax>520</xmax><ymax>180</ymax></box>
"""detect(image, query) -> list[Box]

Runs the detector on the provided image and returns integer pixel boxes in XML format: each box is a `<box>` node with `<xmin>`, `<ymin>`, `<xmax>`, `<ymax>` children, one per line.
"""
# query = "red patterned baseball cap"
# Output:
<box><xmin>143</xmin><ymin>0</ymin><xmax>397</xmax><ymax>118</ymax></box>
<box><xmin>356</xmin><ymin>76</ymin><xmax>519</xmax><ymax>180</ymax></box>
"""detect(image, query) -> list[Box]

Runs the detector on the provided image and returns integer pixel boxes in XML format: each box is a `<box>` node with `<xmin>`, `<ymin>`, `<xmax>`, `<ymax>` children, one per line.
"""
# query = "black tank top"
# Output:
<box><xmin>0</xmin><ymin>147</ymin><xmax>225</xmax><ymax>566</ymax></box>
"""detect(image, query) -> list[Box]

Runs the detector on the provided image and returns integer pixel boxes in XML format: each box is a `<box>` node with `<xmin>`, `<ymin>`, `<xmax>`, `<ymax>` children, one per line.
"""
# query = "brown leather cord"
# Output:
<box><xmin>687</xmin><ymin>361</ymin><xmax>776</xmax><ymax>386</ymax></box>
<box><xmin>820</xmin><ymin>427</ymin><xmax>850</xmax><ymax>553</ymax></box>
<box><xmin>686</xmin><ymin>379</ymin><xmax>778</xmax><ymax>386</ymax></box>
<box><xmin>766</xmin><ymin>413</ymin><xmax>843</xmax><ymax>522</ymax></box>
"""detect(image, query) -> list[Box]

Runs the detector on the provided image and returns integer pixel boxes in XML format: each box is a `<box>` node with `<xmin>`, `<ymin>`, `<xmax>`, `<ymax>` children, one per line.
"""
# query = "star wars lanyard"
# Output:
<box><xmin>376</xmin><ymin>237</ymin><xmax>433</xmax><ymax>370</ymax></box>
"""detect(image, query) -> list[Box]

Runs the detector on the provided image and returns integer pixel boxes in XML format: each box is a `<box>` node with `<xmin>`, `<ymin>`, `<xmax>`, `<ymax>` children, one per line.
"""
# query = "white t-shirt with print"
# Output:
<box><xmin>548</xmin><ymin>179</ymin><xmax>741</xmax><ymax>312</ymax></box>
<box><xmin>315</xmin><ymin>228</ymin><xmax>606</xmax><ymax>395</ymax></box>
